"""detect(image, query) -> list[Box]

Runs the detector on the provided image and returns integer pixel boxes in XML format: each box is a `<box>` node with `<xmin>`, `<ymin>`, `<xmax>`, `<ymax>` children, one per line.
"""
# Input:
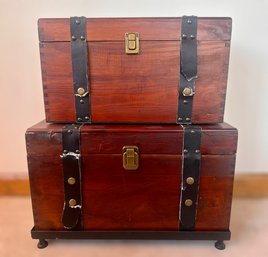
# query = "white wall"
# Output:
<box><xmin>0</xmin><ymin>0</ymin><xmax>267</xmax><ymax>175</ymax></box>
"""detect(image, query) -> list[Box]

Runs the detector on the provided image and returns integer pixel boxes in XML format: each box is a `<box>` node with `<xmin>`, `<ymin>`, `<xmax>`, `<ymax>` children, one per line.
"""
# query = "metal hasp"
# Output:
<box><xmin>61</xmin><ymin>124</ymin><xmax>82</xmax><ymax>229</ymax></box>
<box><xmin>125</xmin><ymin>32</ymin><xmax>140</xmax><ymax>54</ymax></box>
<box><xmin>179</xmin><ymin>125</ymin><xmax>201</xmax><ymax>230</ymax></box>
<box><xmin>177</xmin><ymin>16</ymin><xmax>198</xmax><ymax>124</ymax></box>
<box><xmin>122</xmin><ymin>146</ymin><xmax>139</xmax><ymax>170</ymax></box>
<box><xmin>70</xmin><ymin>16</ymin><xmax>91</xmax><ymax>123</ymax></box>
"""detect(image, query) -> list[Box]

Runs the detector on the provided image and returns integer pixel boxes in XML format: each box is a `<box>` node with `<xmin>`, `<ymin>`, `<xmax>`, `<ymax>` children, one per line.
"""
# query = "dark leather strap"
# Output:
<box><xmin>61</xmin><ymin>124</ymin><xmax>82</xmax><ymax>229</ymax></box>
<box><xmin>179</xmin><ymin>125</ymin><xmax>201</xmax><ymax>230</ymax></box>
<box><xmin>177</xmin><ymin>16</ymin><xmax>198</xmax><ymax>124</ymax></box>
<box><xmin>70</xmin><ymin>16</ymin><xmax>91</xmax><ymax>123</ymax></box>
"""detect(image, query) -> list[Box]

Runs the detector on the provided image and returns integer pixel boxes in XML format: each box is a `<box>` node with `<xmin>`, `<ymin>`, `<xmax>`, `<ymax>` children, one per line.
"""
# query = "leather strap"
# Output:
<box><xmin>61</xmin><ymin>124</ymin><xmax>82</xmax><ymax>229</ymax></box>
<box><xmin>177</xmin><ymin>16</ymin><xmax>198</xmax><ymax>124</ymax></box>
<box><xmin>70</xmin><ymin>16</ymin><xmax>91</xmax><ymax>123</ymax></box>
<box><xmin>179</xmin><ymin>125</ymin><xmax>201</xmax><ymax>230</ymax></box>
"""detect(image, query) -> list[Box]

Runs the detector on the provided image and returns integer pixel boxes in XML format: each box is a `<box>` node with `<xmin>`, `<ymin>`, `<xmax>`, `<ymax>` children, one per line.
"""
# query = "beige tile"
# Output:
<box><xmin>0</xmin><ymin>197</ymin><xmax>267</xmax><ymax>257</ymax></box>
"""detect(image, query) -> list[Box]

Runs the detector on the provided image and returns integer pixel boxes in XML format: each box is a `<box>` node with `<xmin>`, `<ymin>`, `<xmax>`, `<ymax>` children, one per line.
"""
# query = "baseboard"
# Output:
<box><xmin>233</xmin><ymin>174</ymin><xmax>268</xmax><ymax>197</ymax></box>
<box><xmin>0</xmin><ymin>178</ymin><xmax>30</xmax><ymax>196</ymax></box>
<box><xmin>0</xmin><ymin>174</ymin><xmax>268</xmax><ymax>197</ymax></box>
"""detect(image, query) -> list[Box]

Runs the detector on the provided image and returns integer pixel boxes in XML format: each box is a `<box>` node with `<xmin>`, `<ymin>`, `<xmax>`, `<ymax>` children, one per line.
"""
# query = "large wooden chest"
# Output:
<box><xmin>38</xmin><ymin>17</ymin><xmax>232</xmax><ymax>124</ymax></box>
<box><xmin>26</xmin><ymin>121</ymin><xmax>237</xmax><ymax>240</ymax></box>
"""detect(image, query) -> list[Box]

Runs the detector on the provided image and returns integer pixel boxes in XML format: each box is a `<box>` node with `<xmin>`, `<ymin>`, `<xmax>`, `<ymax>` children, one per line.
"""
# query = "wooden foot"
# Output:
<box><xmin>37</xmin><ymin>239</ymin><xmax>48</xmax><ymax>249</ymax></box>
<box><xmin>214</xmin><ymin>240</ymin><xmax>225</xmax><ymax>250</ymax></box>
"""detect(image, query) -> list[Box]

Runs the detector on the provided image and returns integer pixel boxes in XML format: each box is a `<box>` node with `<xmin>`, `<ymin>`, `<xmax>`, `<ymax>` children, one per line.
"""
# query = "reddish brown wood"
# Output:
<box><xmin>26</xmin><ymin>121</ymin><xmax>238</xmax><ymax>155</ymax></box>
<box><xmin>38</xmin><ymin>17</ymin><xmax>231</xmax><ymax>124</ymax></box>
<box><xmin>26</xmin><ymin>121</ymin><xmax>237</xmax><ymax>231</ymax></box>
<box><xmin>38</xmin><ymin>18</ymin><xmax>232</xmax><ymax>42</ymax></box>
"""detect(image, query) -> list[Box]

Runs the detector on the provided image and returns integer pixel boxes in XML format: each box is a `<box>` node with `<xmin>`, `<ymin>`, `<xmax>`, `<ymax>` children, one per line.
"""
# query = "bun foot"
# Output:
<box><xmin>214</xmin><ymin>240</ymin><xmax>225</xmax><ymax>250</ymax></box>
<box><xmin>37</xmin><ymin>239</ymin><xmax>48</xmax><ymax>249</ymax></box>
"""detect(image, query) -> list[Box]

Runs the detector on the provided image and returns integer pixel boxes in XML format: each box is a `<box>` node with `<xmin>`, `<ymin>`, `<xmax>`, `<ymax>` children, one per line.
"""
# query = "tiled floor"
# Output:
<box><xmin>0</xmin><ymin>197</ymin><xmax>268</xmax><ymax>257</ymax></box>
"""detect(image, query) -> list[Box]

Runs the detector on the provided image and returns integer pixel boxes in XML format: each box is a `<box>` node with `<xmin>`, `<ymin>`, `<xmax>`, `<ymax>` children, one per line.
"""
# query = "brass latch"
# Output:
<box><xmin>125</xmin><ymin>32</ymin><xmax>139</xmax><ymax>54</ymax></box>
<box><xmin>122</xmin><ymin>146</ymin><xmax>139</xmax><ymax>170</ymax></box>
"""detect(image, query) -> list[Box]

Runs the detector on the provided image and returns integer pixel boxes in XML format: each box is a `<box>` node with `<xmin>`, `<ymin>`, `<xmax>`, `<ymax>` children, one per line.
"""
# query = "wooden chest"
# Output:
<box><xmin>38</xmin><ymin>17</ymin><xmax>232</xmax><ymax>124</ymax></box>
<box><xmin>26</xmin><ymin>121</ymin><xmax>237</xmax><ymax>248</ymax></box>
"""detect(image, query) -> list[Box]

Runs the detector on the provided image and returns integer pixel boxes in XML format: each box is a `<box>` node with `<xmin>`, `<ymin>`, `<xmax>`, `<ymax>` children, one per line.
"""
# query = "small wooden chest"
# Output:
<box><xmin>38</xmin><ymin>17</ymin><xmax>232</xmax><ymax>124</ymax></box>
<box><xmin>26</xmin><ymin>121</ymin><xmax>237</xmax><ymax>248</ymax></box>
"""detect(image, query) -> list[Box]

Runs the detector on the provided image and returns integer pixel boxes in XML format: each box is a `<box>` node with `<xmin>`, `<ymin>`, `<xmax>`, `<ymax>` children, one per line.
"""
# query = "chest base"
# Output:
<box><xmin>31</xmin><ymin>227</ymin><xmax>230</xmax><ymax>250</ymax></box>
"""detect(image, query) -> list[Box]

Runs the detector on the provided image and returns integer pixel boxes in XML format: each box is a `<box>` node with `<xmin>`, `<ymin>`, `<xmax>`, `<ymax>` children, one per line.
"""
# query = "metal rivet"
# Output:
<box><xmin>71</xmin><ymin>35</ymin><xmax>76</xmax><ymax>41</ymax></box>
<box><xmin>67</xmin><ymin>177</ymin><xmax>76</xmax><ymax>185</ymax></box>
<box><xmin>186</xmin><ymin>177</ymin><xmax>195</xmax><ymax>185</ymax></box>
<box><xmin>76</xmin><ymin>150</ymin><xmax>80</xmax><ymax>153</ymax></box>
<box><xmin>178</xmin><ymin>117</ymin><xmax>183</xmax><ymax>121</ymax></box>
<box><xmin>183</xmin><ymin>100</ymin><xmax>188</xmax><ymax>104</ymax></box>
<box><xmin>77</xmin><ymin>87</ymin><xmax>85</xmax><ymax>96</ymax></box>
<box><xmin>195</xmin><ymin>150</ymin><xmax>200</xmax><ymax>153</ymax></box>
<box><xmin>75</xmin><ymin>19</ymin><xmax>80</xmax><ymax>24</ymax></box>
<box><xmin>184</xmin><ymin>149</ymin><xmax>188</xmax><ymax>153</ymax></box>
<box><xmin>190</xmin><ymin>34</ymin><xmax>195</xmax><ymax>39</ymax></box>
<box><xmin>182</xmin><ymin>34</ymin><xmax>187</xmax><ymax>39</ymax></box>
<box><xmin>186</xmin><ymin>117</ymin><xmax>191</xmax><ymax>121</ymax></box>
<box><xmin>185</xmin><ymin>199</ymin><xmax>193</xmax><ymax>207</ymax></box>
<box><xmin>63</xmin><ymin>150</ymin><xmax>68</xmax><ymax>154</ymax></box>
<box><xmin>191</xmin><ymin>130</ymin><xmax>195</xmax><ymax>133</ymax></box>
<box><xmin>80</xmin><ymin>99</ymin><xmax>84</xmax><ymax>104</ymax></box>
<box><xmin>67</xmin><ymin>130</ymin><xmax>73</xmax><ymax>134</ymax></box>
<box><xmin>183</xmin><ymin>87</ymin><xmax>193</xmax><ymax>97</ymax></box>
<box><xmin>69</xmin><ymin>199</ymin><xmax>77</xmax><ymax>206</ymax></box>
<box><xmin>77</xmin><ymin>117</ymin><xmax>82</xmax><ymax>122</ymax></box>
<box><xmin>80</xmin><ymin>35</ymin><xmax>85</xmax><ymax>40</ymax></box>
<box><xmin>187</xmin><ymin>19</ymin><xmax>192</xmax><ymax>24</ymax></box>
<box><xmin>85</xmin><ymin>116</ymin><xmax>90</xmax><ymax>120</ymax></box>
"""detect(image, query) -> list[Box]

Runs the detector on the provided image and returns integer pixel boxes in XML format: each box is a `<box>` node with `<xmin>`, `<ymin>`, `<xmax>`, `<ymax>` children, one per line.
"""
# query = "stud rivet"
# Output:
<box><xmin>185</xmin><ymin>199</ymin><xmax>193</xmax><ymax>207</ymax></box>
<box><xmin>69</xmin><ymin>199</ymin><xmax>77</xmax><ymax>206</ymax></box>
<box><xmin>67</xmin><ymin>177</ymin><xmax>76</xmax><ymax>185</ymax></box>
<box><xmin>183</xmin><ymin>87</ymin><xmax>193</xmax><ymax>97</ymax></box>
<box><xmin>77</xmin><ymin>87</ymin><xmax>85</xmax><ymax>96</ymax></box>
<box><xmin>186</xmin><ymin>177</ymin><xmax>195</xmax><ymax>185</ymax></box>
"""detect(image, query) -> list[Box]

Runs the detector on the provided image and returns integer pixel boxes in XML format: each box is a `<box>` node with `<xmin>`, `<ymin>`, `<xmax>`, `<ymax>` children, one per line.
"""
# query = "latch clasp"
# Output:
<box><xmin>125</xmin><ymin>32</ymin><xmax>139</xmax><ymax>54</ymax></box>
<box><xmin>122</xmin><ymin>146</ymin><xmax>139</xmax><ymax>170</ymax></box>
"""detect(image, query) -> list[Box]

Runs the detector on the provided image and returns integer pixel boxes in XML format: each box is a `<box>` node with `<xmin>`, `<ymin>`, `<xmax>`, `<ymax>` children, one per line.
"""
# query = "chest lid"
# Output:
<box><xmin>26</xmin><ymin>121</ymin><xmax>237</xmax><ymax>156</ymax></box>
<box><xmin>38</xmin><ymin>17</ymin><xmax>231</xmax><ymax>42</ymax></box>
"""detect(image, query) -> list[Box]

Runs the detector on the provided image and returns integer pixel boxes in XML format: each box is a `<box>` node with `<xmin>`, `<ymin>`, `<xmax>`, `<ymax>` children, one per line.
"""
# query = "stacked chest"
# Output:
<box><xmin>27</xmin><ymin>122</ymin><xmax>237</xmax><ymax>232</ymax></box>
<box><xmin>26</xmin><ymin>16</ymin><xmax>237</xmax><ymax>250</ymax></box>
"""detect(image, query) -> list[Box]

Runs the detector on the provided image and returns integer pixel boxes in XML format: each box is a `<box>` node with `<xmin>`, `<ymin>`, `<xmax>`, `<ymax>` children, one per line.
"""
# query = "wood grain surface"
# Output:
<box><xmin>38</xmin><ymin>17</ymin><xmax>232</xmax><ymax>42</ymax></box>
<box><xmin>38</xmin><ymin>17</ymin><xmax>231</xmax><ymax>124</ymax></box>
<box><xmin>26</xmin><ymin>121</ymin><xmax>237</xmax><ymax>231</ymax></box>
